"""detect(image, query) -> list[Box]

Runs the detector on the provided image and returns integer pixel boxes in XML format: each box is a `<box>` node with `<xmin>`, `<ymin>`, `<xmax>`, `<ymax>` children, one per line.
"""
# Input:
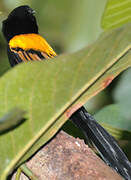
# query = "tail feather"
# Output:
<box><xmin>70</xmin><ymin>106</ymin><xmax>131</xmax><ymax>180</ymax></box>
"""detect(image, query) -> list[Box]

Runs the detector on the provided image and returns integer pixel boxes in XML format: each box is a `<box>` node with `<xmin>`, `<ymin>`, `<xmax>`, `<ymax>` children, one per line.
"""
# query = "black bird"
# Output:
<box><xmin>2</xmin><ymin>5</ymin><xmax>131</xmax><ymax>180</ymax></box>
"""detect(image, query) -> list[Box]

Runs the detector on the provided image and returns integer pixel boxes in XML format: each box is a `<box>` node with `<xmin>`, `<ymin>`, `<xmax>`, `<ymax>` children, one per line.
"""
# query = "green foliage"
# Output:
<box><xmin>113</xmin><ymin>68</ymin><xmax>131</xmax><ymax>119</ymax></box>
<box><xmin>0</xmin><ymin>24</ymin><xmax>130</xmax><ymax>179</ymax></box>
<box><xmin>102</xmin><ymin>0</ymin><xmax>131</xmax><ymax>30</ymax></box>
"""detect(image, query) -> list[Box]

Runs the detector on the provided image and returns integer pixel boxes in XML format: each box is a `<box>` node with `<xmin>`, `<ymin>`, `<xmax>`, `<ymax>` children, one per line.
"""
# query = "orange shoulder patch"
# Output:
<box><xmin>9</xmin><ymin>33</ymin><xmax>57</xmax><ymax>57</ymax></box>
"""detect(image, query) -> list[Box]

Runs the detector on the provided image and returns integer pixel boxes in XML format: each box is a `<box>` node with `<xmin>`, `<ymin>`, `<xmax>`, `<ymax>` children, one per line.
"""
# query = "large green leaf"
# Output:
<box><xmin>0</xmin><ymin>24</ymin><xmax>130</xmax><ymax>179</ymax></box>
<box><xmin>102</xmin><ymin>0</ymin><xmax>131</xmax><ymax>30</ymax></box>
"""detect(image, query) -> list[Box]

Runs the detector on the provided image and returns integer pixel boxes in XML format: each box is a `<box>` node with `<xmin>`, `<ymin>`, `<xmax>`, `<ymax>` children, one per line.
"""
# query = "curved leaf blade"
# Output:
<box><xmin>0</xmin><ymin>24</ymin><xmax>130</xmax><ymax>179</ymax></box>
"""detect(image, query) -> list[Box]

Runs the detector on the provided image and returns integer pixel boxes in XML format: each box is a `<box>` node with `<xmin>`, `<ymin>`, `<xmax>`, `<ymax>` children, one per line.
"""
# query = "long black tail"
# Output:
<box><xmin>70</xmin><ymin>106</ymin><xmax>131</xmax><ymax>180</ymax></box>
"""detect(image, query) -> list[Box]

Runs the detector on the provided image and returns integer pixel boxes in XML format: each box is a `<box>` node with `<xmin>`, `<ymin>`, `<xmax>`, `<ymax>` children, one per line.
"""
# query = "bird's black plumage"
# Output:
<box><xmin>2</xmin><ymin>5</ymin><xmax>56</xmax><ymax>67</ymax></box>
<box><xmin>2</xmin><ymin>5</ymin><xmax>38</xmax><ymax>42</ymax></box>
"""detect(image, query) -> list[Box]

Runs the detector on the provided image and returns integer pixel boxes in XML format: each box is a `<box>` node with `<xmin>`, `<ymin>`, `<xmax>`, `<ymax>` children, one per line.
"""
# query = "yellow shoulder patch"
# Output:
<box><xmin>9</xmin><ymin>33</ymin><xmax>57</xmax><ymax>57</ymax></box>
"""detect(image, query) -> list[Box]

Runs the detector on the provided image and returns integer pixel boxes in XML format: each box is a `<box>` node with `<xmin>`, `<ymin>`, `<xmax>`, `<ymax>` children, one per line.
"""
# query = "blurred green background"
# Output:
<box><xmin>0</xmin><ymin>0</ymin><xmax>131</xmax><ymax>159</ymax></box>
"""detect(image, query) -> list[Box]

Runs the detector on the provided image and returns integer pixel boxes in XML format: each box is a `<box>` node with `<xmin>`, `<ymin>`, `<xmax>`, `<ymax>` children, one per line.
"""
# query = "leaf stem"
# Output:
<box><xmin>20</xmin><ymin>164</ymin><xmax>40</xmax><ymax>180</ymax></box>
<box><xmin>15</xmin><ymin>168</ymin><xmax>22</xmax><ymax>180</ymax></box>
